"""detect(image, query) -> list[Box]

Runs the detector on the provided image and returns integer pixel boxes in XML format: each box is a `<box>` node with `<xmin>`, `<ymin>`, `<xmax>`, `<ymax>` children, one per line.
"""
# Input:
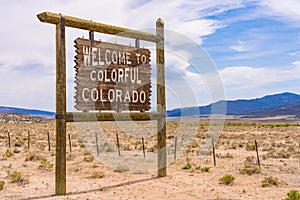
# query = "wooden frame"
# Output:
<box><xmin>37</xmin><ymin>11</ymin><xmax>166</xmax><ymax>195</ymax></box>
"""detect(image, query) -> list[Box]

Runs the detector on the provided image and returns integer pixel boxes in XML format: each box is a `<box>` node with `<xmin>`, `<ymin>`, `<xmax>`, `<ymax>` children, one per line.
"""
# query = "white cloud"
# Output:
<box><xmin>230</xmin><ymin>39</ymin><xmax>249</xmax><ymax>52</ymax></box>
<box><xmin>2</xmin><ymin>0</ymin><xmax>298</xmax><ymax>111</ymax></box>
<box><xmin>260</xmin><ymin>0</ymin><xmax>300</xmax><ymax>23</ymax></box>
<box><xmin>220</xmin><ymin>61</ymin><xmax>300</xmax><ymax>90</ymax></box>
<box><xmin>288</xmin><ymin>51</ymin><xmax>300</xmax><ymax>57</ymax></box>
<box><xmin>1</xmin><ymin>0</ymin><xmax>243</xmax><ymax>110</ymax></box>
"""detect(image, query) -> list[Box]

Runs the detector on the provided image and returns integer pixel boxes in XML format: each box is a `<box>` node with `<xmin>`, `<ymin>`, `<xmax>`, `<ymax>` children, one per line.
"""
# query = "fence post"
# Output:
<box><xmin>116</xmin><ymin>132</ymin><xmax>120</xmax><ymax>157</ymax></box>
<box><xmin>142</xmin><ymin>137</ymin><xmax>145</xmax><ymax>158</ymax></box>
<box><xmin>95</xmin><ymin>132</ymin><xmax>99</xmax><ymax>156</ymax></box>
<box><xmin>47</xmin><ymin>131</ymin><xmax>51</xmax><ymax>151</ymax></box>
<box><xmin>255</xmin><ymin>140</ymin><xmax>261</xmax><ymax>168</ymax></box>
<box><xmin>8</xmin><ymin>131</ymin><xmax>10</xmax><ymax>148</ymax></box>
<box><xmin>68</xmin><ymin>134</ymin><xmax>72</xmax><ymax>153</ymax></box>
<box><xmin>27</xmin><ymin>131</ymin><xmax>30</xmax><ymax>150</ymax></box>
<box><xmin>212</xmin><ymin>138</ymin><xmax>216</xmax><ymax>167</ymax></box>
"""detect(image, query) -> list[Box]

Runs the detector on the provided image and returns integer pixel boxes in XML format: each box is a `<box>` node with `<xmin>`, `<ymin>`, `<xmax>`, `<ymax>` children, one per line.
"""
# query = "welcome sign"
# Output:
<box><xmin>74</xmin><ymin>38</ymin><xmax>151</xmax><ymax>111</ymax></box>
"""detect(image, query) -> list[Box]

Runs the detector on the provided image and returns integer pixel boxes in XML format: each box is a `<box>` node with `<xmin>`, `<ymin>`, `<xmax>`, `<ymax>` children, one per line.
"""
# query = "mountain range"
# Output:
<box><xmin>167</xmin><ymin>92</ymin><xmax>300</xmax><ymax>118</ymax></box>
<box><xmin>0</xmin><ymin>106</ymin><xmax>55</xmax><ymax>118</ymax></box>
<box><xmin>0</xmin><ymin>92</ymin><xmax>299</xmax><ymax>119</ymax></box>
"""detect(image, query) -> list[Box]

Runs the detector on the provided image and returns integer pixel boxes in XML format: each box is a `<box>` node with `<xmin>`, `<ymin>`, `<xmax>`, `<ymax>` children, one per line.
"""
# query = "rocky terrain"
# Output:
<box><xmin>0</xmin><ymin>113</ymin><xmax>53</xmax><ymax>124</ymax></box>
<box><xmin>0</xmin><ymin>118</ymin><xmax>299</xmax><ymax>199</ymax></box>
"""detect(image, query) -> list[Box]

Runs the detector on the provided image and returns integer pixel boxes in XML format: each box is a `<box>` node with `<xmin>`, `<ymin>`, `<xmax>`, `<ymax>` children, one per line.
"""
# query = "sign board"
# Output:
<box><xmin>74</xmin><ymin>38</ymin><xmax>151</xmax><ymax>111</ymax></box>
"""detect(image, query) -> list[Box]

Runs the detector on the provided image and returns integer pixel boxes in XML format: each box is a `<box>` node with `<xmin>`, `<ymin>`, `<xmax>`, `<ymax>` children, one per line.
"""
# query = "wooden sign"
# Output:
<box><xmin>74</xmin><ymin>38</ymin><xmax>151</xmax><ymax>111</ymax></box>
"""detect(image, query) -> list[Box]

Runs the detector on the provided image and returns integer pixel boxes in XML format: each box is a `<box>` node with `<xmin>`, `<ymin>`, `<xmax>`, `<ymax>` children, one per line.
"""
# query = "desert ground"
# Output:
<box><xmin>0</xmin><ymin>117</ymin><xmax>299</xmax><ymax>200</ymax></box>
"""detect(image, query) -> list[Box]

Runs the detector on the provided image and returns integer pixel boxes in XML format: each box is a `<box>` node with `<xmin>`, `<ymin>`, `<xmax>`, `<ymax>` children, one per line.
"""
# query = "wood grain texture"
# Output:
<box><xmin>37</xmin><ymin>12</ymin><xmax>162</xmax><ymax>42</ymax></box>
<box><xmin>55</xmin><ymin>16</ymin><xmax>67</xmax><ymax>195</ymax></box>
<box><xmin>156</xmin><ymin>18</ymin><xmax>166</xmax><ymax>177</ymax></box>
<box><xmin>65</xmin><ymin>112</ymin><xmax>165</xmax><ymax>122</ymax></box>
<box><xmin>74</xmin><ymin>38</ymin><xmax>152</xmax><ymax>111</ymax></box>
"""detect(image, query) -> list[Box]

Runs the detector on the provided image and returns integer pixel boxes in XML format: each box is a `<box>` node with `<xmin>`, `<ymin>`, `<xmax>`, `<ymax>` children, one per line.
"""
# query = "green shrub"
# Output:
<box><xmin>182</xmin><ymin>163</ymin><xmax>192</xmax><ymax>170</ymax></box>
<box><xmin>246</xmin><ymin>143</ymin><xmax>256</xmax><ymax>151</ymax></box>
<box><xmin>13</xmin><ymin>148</ymin><xmax>21</xmax><ymax>154</ymax></box>
<box><xmin>0</xmin><ymin>181</ymin><xmax>5</xmax><ymax>190</ymax></box>
<box><xmin>83</xmin><ymin>155</ymin><xmax>94</xmax><ymax>162</ymax></box>
<box><xmin>91</xmin><ymin>171</ymin><xmax>105</xmax><ymax>178</ymax></box>
<box><xmin>38</xmin><ymin>158</ymin><xmax>53</xmax><ymax>171</ymax></box>
<box><xmin>261</xmin><ymin>176</ymin><xmax>279</xmax><ymax>187</ymax></box>
<box><xmin>25</xmin><ymin>152</ymin><xmax>42</xmax><ymax>161</ymax></box>
<box><xmin>239</xmin><ymin>156</ymin><xmax>260</xmax><ymax>175</ymax></box>
<box><xmin>219</xmin><ymin>174</ymin><xmax>235</xmax><ymax>185</ymax></box>
<box><xmin>4</xmin><ymin>150</ymin><xmax>14</xmax><ymax>158</ymax></box>
<box><xmin>201</xmin><ymin>166</ymin><xmax>210</xmax><ymax>172</ymax></box>
<box><xmin>283</xmin><ymin>190</ymin><xmax>300</xmax><ymax>200</ymax></box>
<box><xmin>7</xmin><ymin>170</ymin><xmax>29</xmax><ymax>185</ymax></box>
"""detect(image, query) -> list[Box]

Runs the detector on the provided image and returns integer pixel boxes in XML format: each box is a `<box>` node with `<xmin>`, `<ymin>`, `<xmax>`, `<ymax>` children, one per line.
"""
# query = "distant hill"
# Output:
<box><xmin>1</xmin><ymin>92</ymin><xmax>300</xmax><ymax>119</ymax></box>
<box><xmin>0</xmin><ymin>106</ymin><xmax>55</xmax><ymax>118</ymax></box>
<box><xmin>244</xmin><ymin>101</ymin><xmax>300</xmax><ymax>118</ymax></box>
<box><xmin>167</xmin><ymin>92</ymin><xmax>300</xmax><ymax>118</ymax></box>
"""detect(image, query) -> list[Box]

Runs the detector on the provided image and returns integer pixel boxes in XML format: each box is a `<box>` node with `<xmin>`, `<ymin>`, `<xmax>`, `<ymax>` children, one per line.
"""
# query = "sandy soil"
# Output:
<box><xmin>0</xmin><ymin>120</ymin><xmax>299</xmax><ymax>200</ymax></box>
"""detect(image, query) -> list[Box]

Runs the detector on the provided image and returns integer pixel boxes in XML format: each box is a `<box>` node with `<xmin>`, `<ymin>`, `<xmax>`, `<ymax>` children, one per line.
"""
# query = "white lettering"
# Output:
<box><xmin>118</xmin><ymin>68</ymin><xmax>124</xmax><ymax>83</ymax></box>
<box><xmin>97</xmin><ymin>70</ymin><xmax>104</xmax><ymax>81</ymax></box>
<box><xmin>132</xmin><ymin>90</ymin><xmax>138</xmax><ymax>103</ymax></box>
<box><xmin>90</xmin><ymin>70</ymin><xmax>97</xmax><ymax>81</ymax></box>
<box><xmin>108</xmin><ymin>89</ymin><xmax>115</xmax><ymax>102</ymax></box>
<box><xmin>124</xmin><ymin>90</ymin><xmax>131</xmax><ymax>102</ymax></box>
<box><xmin>111</xmin><ymin>69</ymin><xmax>117</xmax><ymax>82</ymax></box>
<box><xmin>136</xmin><ymin>53</ymin><xmax>140</xmax><ymax>64</ymax></box>
<box><xmin>82</xmin><ymin>88</ymin><xmax>90</xmax><ymax>101</ymax></box>
<box><xmin>116</xmin><ymin>90</ymin><xmax>122</xmax><ymax>102</ymax></box>
<box><xmin>104</xmin><ymin>69</ymin><xmax>110</xmax><ymax>82</ymax></box>
<box><xmin>140</xmin><ymin>91</ymin><xmax>146</xmax><ymax>103</ymax></box>
<box><xmin>126</xmin><ymin>52</ymin><xmax>131</xmax><ymax>64</ymax></box>
<box><xmin>111</xmin><ymin>51</ymin><xmax>118</xmax><ymax>64</ymax></box>
<box><xmin>137</xmin><ymin>68</ymin><xmax>141</xmax><ymax>84</ymax></box>
<box><xmin>141</xmin><ymin>54</ymin><xmax>147</xmax><ymax>64</ymax></box>
<box><xmin>105</xmin><ymin>49</ymin><xmax>110</xmax><ymax>64</ymax></box>
<box><xmin>124</xmin><ymin>68</ymin><xmax>130</xmax><ymax>83</ymax></box>
<box><xmin>91</xmin><ymin>88</ymin><xmax>98</xmax><ymax>102</ymax></box>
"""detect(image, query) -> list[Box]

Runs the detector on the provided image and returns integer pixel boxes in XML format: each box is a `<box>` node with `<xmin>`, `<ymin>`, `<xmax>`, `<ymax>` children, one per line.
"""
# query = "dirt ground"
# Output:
<box><xmin>0</xmin><ymin>118</ymin><xmax>299</xmax><ymax>200</ymax></box>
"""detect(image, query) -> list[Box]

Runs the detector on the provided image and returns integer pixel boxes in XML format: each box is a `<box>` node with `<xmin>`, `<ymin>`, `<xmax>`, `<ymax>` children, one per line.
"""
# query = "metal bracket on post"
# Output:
<box><xmin>89</xmin><ymin>31</ymin><xmax>94</xmax><ymax>46</ymax></box>
<box><xmin>135</xmin><ymin>39</ymin><xmax>140</xmax><ymax>49</ymax></box>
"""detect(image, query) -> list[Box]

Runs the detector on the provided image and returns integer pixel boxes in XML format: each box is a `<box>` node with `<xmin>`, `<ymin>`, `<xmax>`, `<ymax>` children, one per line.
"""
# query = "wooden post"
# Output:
<box><xmin>142</xmin><ymin>137</ymin><xmax>145</xmax><ymax>158</ymax></box>
<box><xmin>95</xmin><ymin>132</ymin><xmax>99</xmax><ymax>156</ymax></box>
<box><xmin>212</xmin><ymin>138</ymin><xmax>216</xmax><ymax>167</ymax></box>
<box><xmin>7</xmin><ymin>131</ymin><xmax>10</xmax><ymax>148</ymax></box>
<box><xmin>68</xmin><ymin>134</ymin><xmax>72</xmax><ymax>153</ymax></box>
<box><xmin>255</xmin><ymin>140</ymin><xmax>261</xmax><ymax>168</ymax></box>
<box><xmin>37</xmin><ymin>12</ymin><xmax>161</xmax><ymax>43</ymax></box>
<box><xmin>116</xmin><ymin>132</ymin><xmax>120</xmax><ymax>157</ymax></box>
<box><xmin>47</xmin><ymin>131</ymin><xmax>51</xmax><ymax>151</ymax></box>
<box><xmin>174</xmin><ymin>136</ymin><xmax>177</xmax><ymax>160</ymax></box>
<box><xmin>156</xmin><ymin>18</ymin><xmax>166</xmax><ymax>177</ymax></box>
<box><xmin>55</xmin><ymin>14</ymin><xmax>67</xmax><ymax>195</ymax></box>
<box><xmin>27</xmin><ymin>131</ymin><xmax>30</xmax><ymax>150</ymax></box>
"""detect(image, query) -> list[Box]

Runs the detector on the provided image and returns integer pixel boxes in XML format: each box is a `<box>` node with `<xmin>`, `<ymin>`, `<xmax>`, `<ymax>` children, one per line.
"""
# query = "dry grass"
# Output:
<box><xmin>0</xmin><ymin>121</ymin><xmax>299</xmax><ymax>199</ymax></box>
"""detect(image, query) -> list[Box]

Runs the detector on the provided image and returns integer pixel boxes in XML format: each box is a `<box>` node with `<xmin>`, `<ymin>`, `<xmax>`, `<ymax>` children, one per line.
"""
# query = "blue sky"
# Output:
<box><xmin>0</xmin><ymin>0</ymin><xmax>299</xmax><ymax>111</ymax></box>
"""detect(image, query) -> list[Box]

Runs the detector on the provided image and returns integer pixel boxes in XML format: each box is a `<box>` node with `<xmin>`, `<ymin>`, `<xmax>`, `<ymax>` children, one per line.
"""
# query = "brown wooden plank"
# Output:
<box><xmin>65</xmin><ymin>112</ymin><xmax>165</xmax><ymax>122</ymax></box>
<box><xmin>74</xmin><ymin>38</ymin><xmax>151</xmax><ymax>69</ymax></box>
<box><xmin>37</xmin><ymin>12</ymin><xmax>162</xmax><ymax>43</ymax></box>
<box><xmin>74</xmin><ymin>38</ymin><xmax>152</xmax><ymax>111</ymax></box>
